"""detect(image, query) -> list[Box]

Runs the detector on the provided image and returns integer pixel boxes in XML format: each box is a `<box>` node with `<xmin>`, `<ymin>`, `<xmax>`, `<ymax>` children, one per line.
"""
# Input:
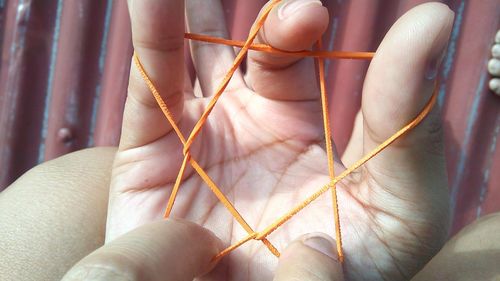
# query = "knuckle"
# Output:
<box><xmin>134</xmin><ymin>34</ymin><xmax>184</xmax><ymax>54</ymax></box>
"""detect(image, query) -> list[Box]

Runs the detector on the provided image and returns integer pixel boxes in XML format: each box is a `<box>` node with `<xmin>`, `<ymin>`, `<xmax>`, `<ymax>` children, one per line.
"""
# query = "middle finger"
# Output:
<box><xmin>186</xmin><ymin>0</ymin><xmax>246</xmax><ymax>96</ymax></box>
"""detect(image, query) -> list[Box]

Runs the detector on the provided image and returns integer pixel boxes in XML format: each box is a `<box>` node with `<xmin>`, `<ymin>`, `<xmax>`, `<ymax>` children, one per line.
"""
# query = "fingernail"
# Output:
<box><xmin>278</xmin><ymin>0</ymin><xmax>323</xmax><ymax>20</ymax></box>
<box><xmin>301</xmin><ymin>233</ymin><xmax>338</xmax><ymax>261</ymax></box>
<box><xmin>425</xmin><ymin>45</ymin><xmax>447</xmax><ymax>81</ymax></box>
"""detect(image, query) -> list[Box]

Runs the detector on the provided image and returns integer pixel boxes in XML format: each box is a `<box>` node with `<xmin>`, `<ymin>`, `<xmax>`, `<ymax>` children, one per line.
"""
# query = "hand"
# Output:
<box><xmin>108</xmin><ymin>1</ymin><xmax>454</xmax><ymax>280</ymax></box>
<box><xmin>61</xmin><ymin>220</ymin><xmax>222</xmax><ymax>281</ymax></box>
<box><xmin>62</xmin><ymin>219</ymin><xmax>344</xmax><ymax>281</ymax></box>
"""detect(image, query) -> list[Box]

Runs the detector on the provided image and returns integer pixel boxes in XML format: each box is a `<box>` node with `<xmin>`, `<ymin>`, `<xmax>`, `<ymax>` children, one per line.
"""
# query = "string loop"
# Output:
<box><xmin>132</xmin><ymin>0</ymin><xmax>437</xmax><ymax>265</ymax></box>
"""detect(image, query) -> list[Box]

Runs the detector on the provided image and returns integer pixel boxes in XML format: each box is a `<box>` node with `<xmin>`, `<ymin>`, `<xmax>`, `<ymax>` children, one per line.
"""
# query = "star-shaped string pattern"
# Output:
<box><xmin>132</xmin><ymin>0</ymin><xmax>437</xmax><ymax>264</ymax></box>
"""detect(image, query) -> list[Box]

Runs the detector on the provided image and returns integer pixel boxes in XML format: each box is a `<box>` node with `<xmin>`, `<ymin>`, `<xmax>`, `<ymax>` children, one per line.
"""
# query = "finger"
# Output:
<box><xmin>274</xmin><ymin>233</ymin><xmax>344</xmax><ymax>281</ymax></box>
<box><xmin>121</xmin><ymin>0</ymin><xmax>185</xmax><ymax>149</ymax></box>
<box><xmin>362</xmin><ymin>3</ymin><xmax>453</xmax><ymax>194</ymax></box>
<box><xmin>62</xmin><ymin>219</ymin><xmax>222</xmax><ymax>281</ymax></box>
<box><xmin>186</xmin><ymin>0</ymin><xmax>245</xmax><ymax>96</ymax></box>
<box><xmin>247</xmin><ymin>0</ymin><xmax>329</xmax><ymax>101</ymax></box>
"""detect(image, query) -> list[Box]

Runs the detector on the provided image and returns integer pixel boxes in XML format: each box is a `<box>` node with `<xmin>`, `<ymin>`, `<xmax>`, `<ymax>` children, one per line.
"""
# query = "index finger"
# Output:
<box><xmin>122</xmin><ymin>0</ymin><xmax>186</xmax><ymax>149</ymax></box>
<box><xmin>61</xmin><ymin>220</ymin><xmax>222</xmax><ymax>281</ymax></box>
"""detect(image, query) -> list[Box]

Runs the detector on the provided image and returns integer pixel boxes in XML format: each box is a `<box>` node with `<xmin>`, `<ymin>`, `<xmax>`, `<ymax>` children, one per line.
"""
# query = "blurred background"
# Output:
<box><xmin>0</xmin><ymin>0</ymin><xmax>498</xmax><ymax>235</ymax></box>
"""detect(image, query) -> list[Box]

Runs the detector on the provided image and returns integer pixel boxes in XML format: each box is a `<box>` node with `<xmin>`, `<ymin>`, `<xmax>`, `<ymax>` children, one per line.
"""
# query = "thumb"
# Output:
<box><xmin>274</xmin><ymin>233</ymin><xmax>344</xmax><ymax>281</ymax></box>
<box><xmin>61</xmin><ymin>219</ymin><xmax>222</xmax><ymax>281</ymax></box>
<box><xmin>361</xmin><ymin>3</ymin><xmax>453</xmax><ymax>211</ymax></box>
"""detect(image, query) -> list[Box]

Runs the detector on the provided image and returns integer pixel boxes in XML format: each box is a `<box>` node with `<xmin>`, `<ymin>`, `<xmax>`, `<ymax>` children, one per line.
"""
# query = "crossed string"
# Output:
<box><xmin>133</xmin><ymin>0</ymin><xmax>437</xmax><ymax>263</ymax></box>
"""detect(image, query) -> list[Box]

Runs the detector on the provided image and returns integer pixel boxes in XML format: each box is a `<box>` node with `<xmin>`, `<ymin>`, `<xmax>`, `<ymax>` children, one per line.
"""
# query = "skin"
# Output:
<box><xmin>412</xmin><ymin>212</ymin><xmax>500</xmax><ymax>281</ymax></box>
<box><xmin>1</xmin><ymin>148</ymin><xmax>499</xmax><ymax>281</ymax></box>
<box><xmin>61</xmin><ymin>217</ymin><xmax>345</xmax><ymax>281</ymax></box>
<box><xmin>0</xmin><ymin>148</ymin><xmax>344</xmax><ymax>281</ymax></box>
<box><xmin>0</xmin><ymin>2</ymin><xmax>498</xmax><ymax>279</ymax></box>
<box><xmin>0</xmin><ymin>148</ymin><xmax>115</xmax><ymax>281</ymax></box>
<box><xmin>108</xmin><ymin>1</ymin><xmax>454</xmax><ymax>280</ymax></box>
<box><xmin>1</xmin><ymin>1</ymin><xmax>470</xmax><ymax>280</ymax></box>
<box><xmin>61</xmin><ymin>220</ymin><xmax>224</xmax><ymax>281</ymax></box>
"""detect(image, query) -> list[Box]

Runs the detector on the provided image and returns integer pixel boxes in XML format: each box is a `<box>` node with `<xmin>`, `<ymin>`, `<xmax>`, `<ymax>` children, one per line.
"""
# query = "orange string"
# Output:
<box><xmin>218</xmin><ymin>85</ymin><xmax>437</xmax><ymax>257</ymax></box>
<box><xmin>185</xmin><ymin>33</ymin><xmax>375</xmax><ymax>60</ymax></box>
<box><xmin>183</xmin><ymin>0</ymin><xmax>282</xmax><ymax>153</ymax></box>
<box><xmin>165</xmin><ymin>0</ymin><xmax>282</xmax><ymax>256</ymax></box>
<box><xmin>132</xmin><ymin>2</ymin><xmax>437</xmax><ymax>265</ymax></box>
<box><xmin>316</xmin><ymin>39</ymin><xmax>343</xmax><ymax>262</ymax></box>
<box><xmin>135</xmin><ymin>0</ymin><xmax>282</xmax><ymax>257</ymax></box>
<box><xmin>133</xmin><ymin>53</ymin><xmax>280</xmax><ymax>257</ymax></box>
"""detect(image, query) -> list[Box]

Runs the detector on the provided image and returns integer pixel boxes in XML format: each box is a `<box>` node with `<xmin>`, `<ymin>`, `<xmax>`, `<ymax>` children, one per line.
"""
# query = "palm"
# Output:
<box><xmin>109</xmin><ymin>1</ymin><xmax>453</xmax><ymax>280</ymax></box>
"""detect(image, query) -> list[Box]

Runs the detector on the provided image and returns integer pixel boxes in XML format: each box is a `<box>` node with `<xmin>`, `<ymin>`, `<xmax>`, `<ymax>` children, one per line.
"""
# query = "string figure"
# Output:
<box><xmin>133</xmin><ymin>0</ymin><xmax>437</xmax><ymax>264</ymax></box>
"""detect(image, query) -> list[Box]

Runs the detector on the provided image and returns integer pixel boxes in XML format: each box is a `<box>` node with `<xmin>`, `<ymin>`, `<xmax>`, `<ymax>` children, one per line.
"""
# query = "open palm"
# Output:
<box><xmin>108</xmin><ymin>1</ymin><xmax>454</xmax><ymax>280</ymax></box>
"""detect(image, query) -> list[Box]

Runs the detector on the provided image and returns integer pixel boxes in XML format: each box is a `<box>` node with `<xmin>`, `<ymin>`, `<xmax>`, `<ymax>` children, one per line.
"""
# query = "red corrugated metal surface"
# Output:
<box><xmin>0</xmin><ymin>0</ymin><xmax>498</xmax><ymax>235</ymax></box>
